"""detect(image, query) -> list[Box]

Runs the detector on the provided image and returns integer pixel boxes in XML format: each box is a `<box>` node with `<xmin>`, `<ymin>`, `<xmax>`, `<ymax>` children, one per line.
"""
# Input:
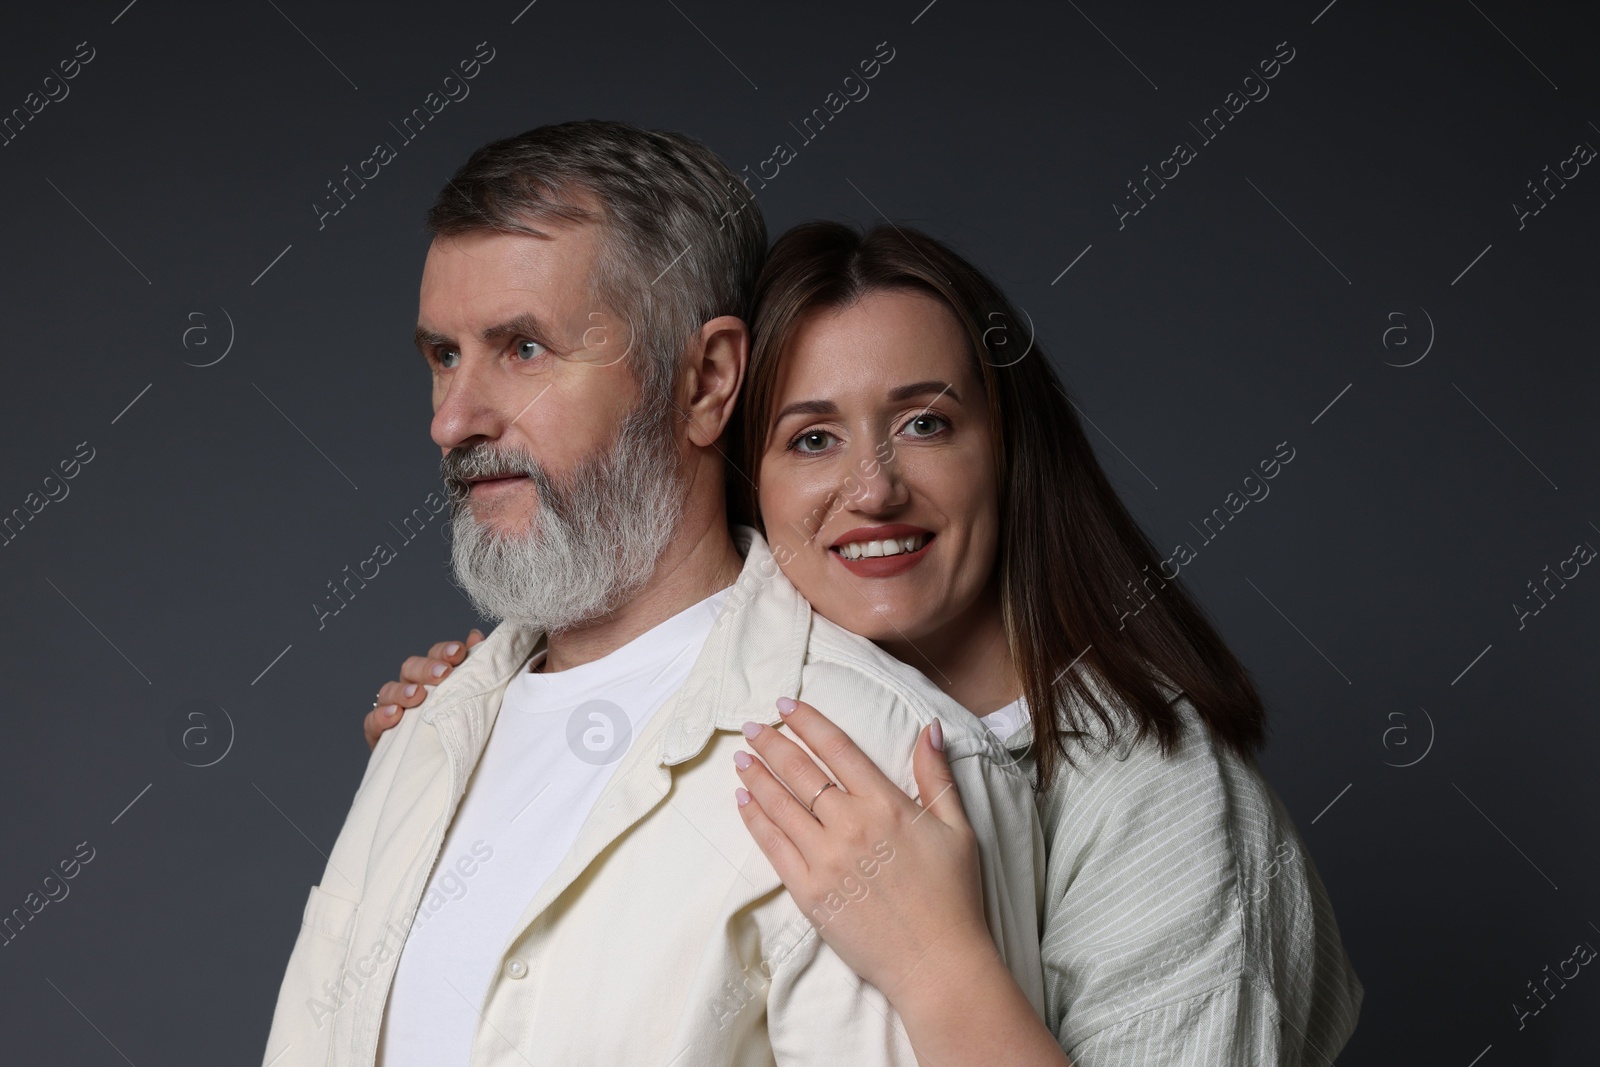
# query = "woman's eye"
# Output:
<box><xmin>902</xmin><ymin>413</ymin><xmax>947</xmax><ymax>437</ymax></box>
<box><xmin>792</xmin><ymin>430</ymin><xmax>835</xmax><ymax>454</ymax></box>
<box><xmin>515</xmin><ymin>339</ymin><xmax>548</xmax><ymax>362</ymax></box>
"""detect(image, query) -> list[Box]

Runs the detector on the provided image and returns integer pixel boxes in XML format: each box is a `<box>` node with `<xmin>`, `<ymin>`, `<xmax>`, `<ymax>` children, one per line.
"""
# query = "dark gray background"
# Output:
<box><xmin>2</xmin><ymin>0</ymin><xmax>1595</xmax><ymax>1063</ymax></box>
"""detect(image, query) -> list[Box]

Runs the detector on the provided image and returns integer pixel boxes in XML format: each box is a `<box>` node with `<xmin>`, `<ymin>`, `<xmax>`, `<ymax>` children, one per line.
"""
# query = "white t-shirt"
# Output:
<box><xmin>378</xmin><ymin>588</ymin><xmax>730</xmax><ymax>1067</ymax></box>
<box><xmin>978</xmin><ymin>698</ymin><xmax>1026</xmax><ymax>743</ymax></box>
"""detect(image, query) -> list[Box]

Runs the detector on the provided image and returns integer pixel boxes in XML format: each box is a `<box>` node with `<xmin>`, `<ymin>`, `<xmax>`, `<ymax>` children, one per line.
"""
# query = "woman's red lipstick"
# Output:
<box><xmin>829</xmin><ymin>524</ymin><xmax>936</xmax><ymax>578</ymax></box>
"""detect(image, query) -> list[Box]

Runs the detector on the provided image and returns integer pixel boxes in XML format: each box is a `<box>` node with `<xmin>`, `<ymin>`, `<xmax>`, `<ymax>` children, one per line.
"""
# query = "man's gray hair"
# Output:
<box><xmin>425</xmin><ymin>119</ymin><xmax>766</xmax><ymax>408</ymax></box>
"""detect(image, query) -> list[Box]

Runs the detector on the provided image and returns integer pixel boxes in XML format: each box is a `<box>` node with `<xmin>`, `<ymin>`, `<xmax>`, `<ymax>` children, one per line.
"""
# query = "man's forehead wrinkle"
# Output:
<box><xmin>505</xmin><ymin>243</ymin><xmax>558</xmax><ymax>274</ymax></box>
<box><xmin>420</xmin><ymin>220</ymin><xmax>611</xmax><ymax>350</ymax></box>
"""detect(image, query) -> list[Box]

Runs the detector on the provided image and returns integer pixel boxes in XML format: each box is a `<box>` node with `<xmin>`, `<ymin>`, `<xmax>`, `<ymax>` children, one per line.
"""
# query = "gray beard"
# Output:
<box><xmin>442</xmin><ymin>401</ymin><xmax>686</xmax><ymax>635</ymax></box>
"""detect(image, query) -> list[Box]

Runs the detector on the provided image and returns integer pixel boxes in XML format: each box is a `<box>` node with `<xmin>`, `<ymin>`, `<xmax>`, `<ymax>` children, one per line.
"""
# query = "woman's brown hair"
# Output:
<box><xmin>729</xmin><ymin>221</ymin><xmax>1267</xmax><ymax>791</ymax></box>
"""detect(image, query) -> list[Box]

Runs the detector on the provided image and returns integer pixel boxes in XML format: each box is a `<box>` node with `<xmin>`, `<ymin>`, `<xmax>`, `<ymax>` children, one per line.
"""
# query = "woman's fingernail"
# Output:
<box><xmin>741</xmin><ymin>721</ymin><xmax>762</xmax><ymax>740</ymax></box>
<box><xmin>776</xmin><ymin>696</ymin><xmax>797</xmax><ymax>716</ymax></box>
<box><xmin>382</xmin><ymin>705</ymin><xmax>398</xmax><ymax>718</ymax></box>
<box><xmin>734</xmin><ymin>751</ymin><xmax>752</xmax><ymax>770</ymax></box>
<box><xmin>430</xmin><ymin>663</ymin><xmax>448</xmax><ymax>678</ymax></box>
<box><xmin>735</xmin><ymin>787</ymin><xmax>751</xmax><ymax>807</ymax></box>
<box><xmin>930</xmin><ymin>719</ymin><xmax>944</xmax><ymax>751</ymax></box>
<box><xmin>446</xmin><ymin>643</ymin><xmax>461</xmax><ymax>656</ymax></box>
<box><xmin>402</xmin><ymin>683</ymin><xmax>417</xmax><ymax>698</ymax></box>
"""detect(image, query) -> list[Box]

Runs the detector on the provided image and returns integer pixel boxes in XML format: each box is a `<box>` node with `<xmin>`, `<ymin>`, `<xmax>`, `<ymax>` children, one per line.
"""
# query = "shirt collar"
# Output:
<box><xmin>416</xmin><ymin>619</ymin><xmax>545</xmax><ymax>782</ymax></box>
<box><xmin>995</xmin><ymin>670</ymin><xmax>1188</xmax><ymax>757</ymax></box>
<box><xmin>421</xmin><ymin>526</ymin><xmax>809</xmax><ymax>771</ymax></box>
<box><xmin>657</xmin><ymin>526</ymin><xmax>810</xmax><ymax>765</ymax></box>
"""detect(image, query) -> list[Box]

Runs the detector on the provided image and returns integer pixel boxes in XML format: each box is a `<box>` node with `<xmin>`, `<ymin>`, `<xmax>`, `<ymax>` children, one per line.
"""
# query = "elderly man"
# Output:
<box><xmin>260</xmin><ymin>120</ymin><xmax>1043</xmax><ymax>1066</ymax></box>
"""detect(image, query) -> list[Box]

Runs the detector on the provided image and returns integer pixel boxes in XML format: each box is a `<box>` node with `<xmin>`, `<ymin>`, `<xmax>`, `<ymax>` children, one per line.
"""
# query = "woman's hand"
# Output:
<box><xmin>734</xmin><ymin>699</ymin><xmax>1072</xmax><ymax>1066</ymax></box>
<box><xmin>732</xmin><ymin>698</ymin><xmax>994</xmax><ymax>1004</ymax></box>
<box><xmin>362</xmin><ymin>629</ymin><xmax>485</xmax><ymax>749</ymax></box>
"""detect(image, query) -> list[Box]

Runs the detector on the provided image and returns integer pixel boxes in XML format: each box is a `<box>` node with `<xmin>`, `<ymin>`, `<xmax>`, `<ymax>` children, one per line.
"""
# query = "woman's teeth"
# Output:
<box><xmin>837</xmin><ymin>534</ymin><xmax>926</xmax><ymax>560</ymax></box>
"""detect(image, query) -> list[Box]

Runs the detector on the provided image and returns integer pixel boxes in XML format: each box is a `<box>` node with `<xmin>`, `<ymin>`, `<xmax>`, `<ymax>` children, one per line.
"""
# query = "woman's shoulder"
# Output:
<box><xmin>1037</xmin><ymin>678</ymin><xmax>1267</xmax><ymax>831</ymax></box>
<box><xmin>1036</xmin><ymin>687</ymin><xmax>1363</xmax><ymax>1058</ymax></box>
<box><xmin>1036</xmin><ymin>691</ymin><xmax>1254</xmax><ymax>878</ymax></box>
<box><xmin>1038</xmin><ymin>688</ymin><xmax>1312</xmax><ymax>909</ymax></box>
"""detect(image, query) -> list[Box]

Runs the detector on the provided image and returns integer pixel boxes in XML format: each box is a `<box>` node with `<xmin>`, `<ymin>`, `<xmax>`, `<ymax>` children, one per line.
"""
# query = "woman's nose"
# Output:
<box><xmin>847</xmin><ymin>439</ymin><xmax>907</xmax><ymax>512</ymax></box>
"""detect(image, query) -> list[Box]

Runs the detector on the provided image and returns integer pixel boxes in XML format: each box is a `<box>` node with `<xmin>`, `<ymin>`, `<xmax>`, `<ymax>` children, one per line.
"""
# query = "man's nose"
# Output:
<box><xmin>430</xmin><ymin>357</ymin><xmax>503</xmax><ymax>450</ymax></box>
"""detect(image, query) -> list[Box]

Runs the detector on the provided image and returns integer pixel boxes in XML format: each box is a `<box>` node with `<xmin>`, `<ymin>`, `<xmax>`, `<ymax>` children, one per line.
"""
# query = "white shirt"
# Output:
<box><xmin>377</xmin><ymin>588</ymin><xmax>730</xmax><ymax>1067</ymax></box>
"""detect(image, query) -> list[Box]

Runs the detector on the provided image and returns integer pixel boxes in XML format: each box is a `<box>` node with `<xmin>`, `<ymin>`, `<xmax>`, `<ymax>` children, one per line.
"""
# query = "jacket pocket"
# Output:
<box><xmin>260</xmin><ymin>887</ymin><xmax>364</xmax><ymax>1066</ymax></box>
<box><xmin>301</xmin><ymin>884</ymin><xmax>360</xmax><ymax>943</ymax></box>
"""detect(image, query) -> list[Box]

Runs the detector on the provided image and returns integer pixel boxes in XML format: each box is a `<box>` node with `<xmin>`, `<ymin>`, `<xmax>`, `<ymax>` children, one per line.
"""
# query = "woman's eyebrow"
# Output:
<box><xmin>773</xmin><ymin>398</ymin><xmax>839</xmax><ymax>421</ymax></box>
<box><xmin>773</xmin><ymin>381</ymin><xmax>960</xmax><ymax>423</ymax></box>
<box><xmin>887</xmin><ymin>380</ymin><xmax>958</xmax><ymax>404</ymax></box>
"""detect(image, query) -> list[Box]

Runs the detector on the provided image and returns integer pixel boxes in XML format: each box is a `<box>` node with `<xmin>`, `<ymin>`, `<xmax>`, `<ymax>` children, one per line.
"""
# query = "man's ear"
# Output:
<box><xmin>681</xmin><ymin>315</ymin><xmax>748</xmax><ymax>448</ymax></box>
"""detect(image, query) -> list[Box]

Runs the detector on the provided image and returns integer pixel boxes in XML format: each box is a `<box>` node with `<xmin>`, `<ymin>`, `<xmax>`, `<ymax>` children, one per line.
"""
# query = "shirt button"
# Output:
<box><xmin>505</xmin><ymin>958</ymin><xmax>528</xmax><ymax>979</ymax></box>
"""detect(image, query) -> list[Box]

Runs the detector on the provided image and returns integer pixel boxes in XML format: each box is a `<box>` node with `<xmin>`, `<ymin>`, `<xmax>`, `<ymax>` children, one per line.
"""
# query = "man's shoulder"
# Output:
<box><xmin>799</xmin><ymin>612</ymin><xmax>1022</xmax><ymax>778</ymax></box>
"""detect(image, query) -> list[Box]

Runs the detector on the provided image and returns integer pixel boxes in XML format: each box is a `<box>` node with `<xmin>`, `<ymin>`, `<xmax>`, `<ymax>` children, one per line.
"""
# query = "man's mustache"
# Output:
<box><xmin>439</xmin><ymin>445</ymin><xmax>546</xmax><ymax>500</ymax></box>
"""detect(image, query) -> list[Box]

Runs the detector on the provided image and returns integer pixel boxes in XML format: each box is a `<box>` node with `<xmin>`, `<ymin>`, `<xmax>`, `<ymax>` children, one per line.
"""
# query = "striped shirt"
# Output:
<box><xmin>991</xmin><ymin>683</ymin><xmax>1363</xmax><ymax>1065</ymax></box>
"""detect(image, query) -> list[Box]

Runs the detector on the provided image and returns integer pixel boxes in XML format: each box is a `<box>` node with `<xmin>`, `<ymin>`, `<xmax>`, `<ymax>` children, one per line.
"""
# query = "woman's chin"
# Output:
<box><xmin>815</xmin><ymin>597</ymin><xmax>934</xmax><ymax>648</ymax></box>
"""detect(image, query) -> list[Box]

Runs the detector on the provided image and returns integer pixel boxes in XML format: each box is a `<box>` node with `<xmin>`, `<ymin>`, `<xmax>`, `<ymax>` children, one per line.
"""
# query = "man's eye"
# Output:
<box><xmin>515</xmin><ymin>339</ymin><xmax>548</xmax><ymax>362</ymax></box>
<box><xmin>438</xmin><ymin>349</ymin><xmax>461</xmax><ymax>369</ymax></box>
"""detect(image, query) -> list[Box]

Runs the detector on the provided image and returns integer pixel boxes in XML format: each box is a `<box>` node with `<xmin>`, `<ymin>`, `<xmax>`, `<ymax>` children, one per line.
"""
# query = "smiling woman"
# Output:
<box><xmin>733</xmin><ymin>222</ymin><xmax>1270</xmax><ymax>783</ymax></box>
<box><xmin>751</xmin><ymin>285</ymin><xmax>1008</xmax><ymax>713</ymax></box>
<box><xmin>722</xmin><ymin>221</ymin><xmax>1361</xmax><ymax>1062</ymax></box>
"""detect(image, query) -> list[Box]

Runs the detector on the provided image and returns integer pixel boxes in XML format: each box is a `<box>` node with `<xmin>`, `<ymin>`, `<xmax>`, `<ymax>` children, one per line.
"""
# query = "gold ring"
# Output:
<box><xmin>806</xmin><ymin>781</ymin><xmax>837</xmax><ymax>813</ymax></box>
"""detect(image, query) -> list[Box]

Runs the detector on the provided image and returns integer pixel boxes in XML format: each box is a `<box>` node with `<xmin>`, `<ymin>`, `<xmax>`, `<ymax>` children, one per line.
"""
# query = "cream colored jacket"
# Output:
<box><xmin>261</xmin><ymin>527</ymin><xmax>1045</xmax><ymax>1066</ymax></box>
